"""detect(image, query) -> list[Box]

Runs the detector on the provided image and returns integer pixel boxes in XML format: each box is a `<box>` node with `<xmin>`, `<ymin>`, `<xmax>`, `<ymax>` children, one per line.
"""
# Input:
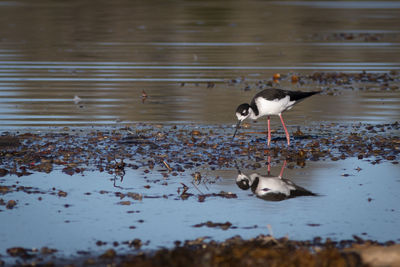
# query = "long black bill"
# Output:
<box><xmin>234</xmin><ymin>159</ymin><xmax>241</xmax><ymax>174</ymax></box>
<box><xmin>231</xmin><ymin>120</ymin><xmax>241</xmax><ymax>142</ymax></box>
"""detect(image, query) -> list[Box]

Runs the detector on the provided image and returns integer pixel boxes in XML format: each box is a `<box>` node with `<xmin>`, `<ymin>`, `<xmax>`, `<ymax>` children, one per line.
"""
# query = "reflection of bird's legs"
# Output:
<box><xmin>267</xmin><ymin>155</ymin><xmax>271</xmax><ymax>175</ymax></box>
<box><xmin>279</xmin><ymin>114</ymin><xmax>290</xmax><ymax>146</ymax></box>
<box><xmin>267</xmin><ymin>116</ymin><xmax>271</xmax><ymax>147</ymax></box>
<box><xmin>279</xmin><ymin>160</ymin><xmax>287</xmax><ymax>178</ymax></box>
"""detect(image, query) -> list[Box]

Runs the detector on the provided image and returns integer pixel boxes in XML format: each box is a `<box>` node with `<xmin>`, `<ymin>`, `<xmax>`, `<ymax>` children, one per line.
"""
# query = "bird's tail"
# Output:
<box><xmin>289</xmin><ymin>90</ymin><xmax>320</xmax><ymax>102</ymax></box>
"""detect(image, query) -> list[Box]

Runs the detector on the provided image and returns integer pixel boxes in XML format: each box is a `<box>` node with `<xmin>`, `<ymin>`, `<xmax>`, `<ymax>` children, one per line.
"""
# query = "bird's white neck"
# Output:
<box><xmin>248</xmin><ymin>107</ymin><xmax>259</xmax><ymax>120</ymax></box>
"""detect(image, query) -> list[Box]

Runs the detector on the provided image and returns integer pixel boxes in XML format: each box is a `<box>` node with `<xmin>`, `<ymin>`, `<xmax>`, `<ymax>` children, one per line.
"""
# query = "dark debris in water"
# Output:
<box><xmin>0</xmin><ymin>135</ymin><xmax>20</xmax><ymax>148</ymax></box>
<box><xmin>193</xmin><ymin>221</ymin><xmax>234</xmax><ymax>230</ymax></box>
<box><xmin>231</xmin><ymin>70</ymin><xmax>400</xmax><ymax>95</ymax></box>
<box><xmin>6</xmin><ymin>246</ymin><xmax>57</xmax><ymax>259</ymax></box>
<box><xmin>308</xmin><ymin>32</ymin><xmax>399</xmax><ymax>42</ymax></box>
<box><xmin>0</xmin><ymin>121</ymin><xmax>398</xmax><ymax>219</ymax></box>
<box><xmin>0</xmin><ymin>121</ymin><xmax>399</xmax><ymax>181</ymax></box>
<box><xmin>197</xmin><ymin>191</ymin><xmax>237</xmax><ymax>202</ymax></box>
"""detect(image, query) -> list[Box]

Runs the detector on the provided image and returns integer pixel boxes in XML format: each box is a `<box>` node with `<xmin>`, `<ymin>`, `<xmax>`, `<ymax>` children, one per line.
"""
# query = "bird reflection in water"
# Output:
<box><xmin>236</xmin><ymin>157</ymin><xmax>316</xmax><ymax>201</ymax></box>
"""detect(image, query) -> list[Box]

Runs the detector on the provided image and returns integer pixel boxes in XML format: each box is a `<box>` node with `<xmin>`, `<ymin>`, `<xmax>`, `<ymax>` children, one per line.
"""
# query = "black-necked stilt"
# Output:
<box><xmin>232</xmin><ymin>88</ymin><xmax>319</xmax><ymax>146</ymax></box>
<box><xmin>235</xmin><ymin>160</ymin><xmax>315</xmax><ymax>201</ymax></box>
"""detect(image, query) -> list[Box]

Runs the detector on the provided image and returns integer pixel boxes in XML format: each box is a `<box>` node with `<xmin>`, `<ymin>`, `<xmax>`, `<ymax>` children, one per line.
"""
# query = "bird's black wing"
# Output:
<box><xmin>250</xmin><ymin>88</ymin><xmax>319</xmax><ymax>114</ymax></box>
<box><xmin>287</xmin><ymin>90</ymin><xmax>320</xmax><ymax>102</ymax></box>
<box><xmin>252</xmin><ymin>88</ymin><xmax>288</xmax><ymax>101</ymax></box>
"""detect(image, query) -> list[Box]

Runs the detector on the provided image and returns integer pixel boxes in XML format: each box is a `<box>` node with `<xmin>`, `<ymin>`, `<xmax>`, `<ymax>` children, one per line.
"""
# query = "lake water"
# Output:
<box><xmin>0</xmin><ymin>0</ymin><xmax>399</xmax><ymax>127</ymax></box>
<box><xmin>1</xmin><ymin>157</ymin><xmax>399</xmax><ymax>257</ymax></box>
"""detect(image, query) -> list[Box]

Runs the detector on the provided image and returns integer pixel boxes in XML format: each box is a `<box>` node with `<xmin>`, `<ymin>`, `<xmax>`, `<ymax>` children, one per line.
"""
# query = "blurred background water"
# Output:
<box><xmin>0</xmin><ymin>0</ymin><xmax>399</xmax><ymax>128</ymax></box>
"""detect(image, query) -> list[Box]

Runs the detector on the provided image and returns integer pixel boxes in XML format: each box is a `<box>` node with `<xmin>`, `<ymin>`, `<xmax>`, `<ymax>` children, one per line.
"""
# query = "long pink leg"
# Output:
<box><xmin>267</xmin><ymin>155</ymin><xmax>271</xmax><ymax>175</ymax></box>
<box><xmin>267</xmin><ymin>116</ymin><xmax>271</xmax><ymax>147</ymax></box>
<box><xmin>279</xmin><ymin>114</ymin><xmax>290</xmax><ymax>146</ymax></box>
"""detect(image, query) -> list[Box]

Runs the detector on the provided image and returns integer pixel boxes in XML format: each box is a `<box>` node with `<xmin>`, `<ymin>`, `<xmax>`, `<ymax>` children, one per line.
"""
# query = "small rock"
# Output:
<box><xmin>118</xmin><ymin>201</ymin><xmax>131</xmax><ymax>205</ymax></box>
<box><xmin>0</xmin><ymin>169</ymin><xmax>9</xmax><ymax>177</ymax></box>
<box><xmin>58</xmin><ymin>190</ymin><xmax>68</xmax><ymax>197</ymax></box>
<box><xmin>100</xmin><ymin>249</ymin><xmax>116</xmax><ymax>259</ymax></box>
<box><xmin>7</xmin><ymin>247</ymin><xmax>31</xmax><ymax>258</ymax></box>
<box><xmin>40</xmin><ymin>247</ymin><xmax>57</xmax><ymax>254</ymax></box>
<box><xmin>129</xmin><ymin>238</ymin><xmax>142</xmax><ymax>249</ymax></box>
<box><xmin>6</xmin><ymin>200</ymin><xmax>17</xmax><ymax>209</ymax></box>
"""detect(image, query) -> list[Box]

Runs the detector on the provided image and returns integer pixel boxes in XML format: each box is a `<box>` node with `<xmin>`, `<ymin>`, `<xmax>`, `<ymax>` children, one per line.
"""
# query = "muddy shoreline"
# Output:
<box><xmin>1</xmin><ymin>119</ymin><xmax>399</xmax><ymax>180</ymax></box>
<box><xmin>2</xmin><ymin>235</ymin><xmax>400</xmax><ymax>266</ymax></box>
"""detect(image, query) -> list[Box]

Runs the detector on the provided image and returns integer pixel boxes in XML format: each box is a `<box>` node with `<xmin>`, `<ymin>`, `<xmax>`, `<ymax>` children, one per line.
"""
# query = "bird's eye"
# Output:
<box><xmin>242</xmin><ymin>111</ymin><xmax>247</xmax><ymax>115</ymax></box>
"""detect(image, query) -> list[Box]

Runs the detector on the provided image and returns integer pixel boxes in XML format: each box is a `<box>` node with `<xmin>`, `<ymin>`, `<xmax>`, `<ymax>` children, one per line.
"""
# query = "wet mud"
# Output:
<box><xmin>1</xmin><ymin>115</ymin><xmax>398</xmax><ymax>183</ymax></box>
<box><xmin>4</xmin><ymin>235</ymin><xmax>400</xmax><ymax>266</ymax></box>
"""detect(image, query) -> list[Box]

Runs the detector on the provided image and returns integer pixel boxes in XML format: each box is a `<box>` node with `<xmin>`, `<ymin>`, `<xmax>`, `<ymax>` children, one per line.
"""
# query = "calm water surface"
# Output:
<box><xmin>0</xmin><ymin>0</ymin><xmax>399</xmax><ymax>127</ymax></box>
<box><xmin>1</xmin><ymin>158</ymin><xmax>399</xmax><ymax>257</ymax></box>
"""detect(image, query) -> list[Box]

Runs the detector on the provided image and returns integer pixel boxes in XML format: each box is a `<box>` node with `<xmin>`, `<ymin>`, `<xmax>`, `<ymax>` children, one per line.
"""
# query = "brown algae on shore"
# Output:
<box><xmin>0</xmin><ymin>120</ymin><xmax>399</xmax><ymax>179</ymax></box>
<box><xmin>5</xmin><ymin>235</ymin><xmax>400</xmax><ymax>266</ymax></box>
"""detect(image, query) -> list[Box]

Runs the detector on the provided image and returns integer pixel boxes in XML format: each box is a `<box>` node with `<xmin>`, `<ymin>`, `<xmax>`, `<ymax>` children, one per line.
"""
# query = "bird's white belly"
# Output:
<box><xmin>255</xmin><ymin>96</ymin><xmax>295</xmax><ymax>117</ymax></box>
<box><xmin>256</xmin><ymin>177</ymin><xmax>291</xmax><ymax>196</ymax></box>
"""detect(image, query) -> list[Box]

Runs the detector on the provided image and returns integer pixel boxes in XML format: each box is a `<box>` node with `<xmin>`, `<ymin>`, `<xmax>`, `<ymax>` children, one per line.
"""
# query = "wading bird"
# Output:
<box><xmin>232</xmin><ymin>88</ymin><xmax>319</xmax><ymax>146</ymax></box>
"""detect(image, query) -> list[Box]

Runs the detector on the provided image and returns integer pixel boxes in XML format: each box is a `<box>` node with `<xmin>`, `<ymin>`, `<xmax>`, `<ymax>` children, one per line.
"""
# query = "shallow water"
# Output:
<box><xmin>0</xmin><ymin>0</ymin><xmax>400</xmax><ymax>264</ymax></box>
<box><xmin>1</xmin><ymin>157</ymin><xmax>399</xmax><ymax>258</ymax></box>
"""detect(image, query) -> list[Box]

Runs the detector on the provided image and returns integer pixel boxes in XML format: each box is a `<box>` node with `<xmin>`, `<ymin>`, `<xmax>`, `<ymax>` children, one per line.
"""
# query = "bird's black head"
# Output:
<box><xmin>232</xmin><ymin>103</ymin><xmax>251</xmax><ymax>142</ymax></box>
<box><xmin>236</xmin><ymin>173</ymin><xmax>251</xmax><ymax>190</ymax></box>
<box><xmin>235</xmin><ymin>103</ymin><xmax>251</xmax><ymax>121</ymax></box>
